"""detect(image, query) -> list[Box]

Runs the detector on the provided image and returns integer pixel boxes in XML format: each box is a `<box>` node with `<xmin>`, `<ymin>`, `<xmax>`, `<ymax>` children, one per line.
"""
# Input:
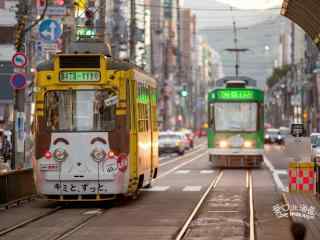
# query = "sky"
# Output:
<box><xmin>183</xmin><ymin>0</ymin><xmax>287</xmax><ymax>88</ymax></box>
<box><xmin>217</xmin><ymin>0</ymin><xmax>282</xmax><ymax>9</ymax></box>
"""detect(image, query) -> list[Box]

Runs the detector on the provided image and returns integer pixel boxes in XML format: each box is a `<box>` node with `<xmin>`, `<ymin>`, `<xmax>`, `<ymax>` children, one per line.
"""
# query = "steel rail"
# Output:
<box><xmin>175</xmin><ymin>170</ymin><xmax>256</xmax><ymax>240</ymax></box>
<box><xmin>0</xmin><ymin>206</ymin><xmax>62</xmax><ymax>237</ymax></box>
<box><xmin>52</xmin><ymin>210</ymin><xmax>104</xmax><ymax>240</ymax></box>
<box><xmin>49</xmin><ymin>149</ymin><xmax>209</xmax><ymax>239</ymax></box>
<box><xmin>248</xmin><ymin>170</ymin><xmax>255</xmax><ymax>240</ymax></box>
<box><xmin>174</xmin><ymin>170</ymin><xmax>224</xmax><ymax>240</ymax></box>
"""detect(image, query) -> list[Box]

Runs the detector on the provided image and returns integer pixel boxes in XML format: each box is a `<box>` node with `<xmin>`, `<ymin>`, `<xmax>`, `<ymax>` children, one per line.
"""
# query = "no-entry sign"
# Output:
<box><xmin>10</xmin><ymin>73</ymin><xmax>27</xmax><ymax>90</ymax></box>
<box><xmin>11</xmin><ymin>52</ymin><xmax>28</xmax><ymax>68</ymax></box>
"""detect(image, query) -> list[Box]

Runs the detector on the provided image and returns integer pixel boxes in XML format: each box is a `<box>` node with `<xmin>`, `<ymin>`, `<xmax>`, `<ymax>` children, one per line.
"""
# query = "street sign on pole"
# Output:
<box><xmin>39</xmin><ymin>19</ymin><xmax>62</xmax><ymax>43</ymax></box>
<box><xmin>11</xmin><ymin>52</ymin><xmax>28</xmax><ymax>67</ymax></box>
<box><xmin>38</xmin><ymin>6</ymin><xmax>66</xmax><ymax>16</ymax></box>
<box><xmin>10</xmin><ymin>73</ymin><xmax>27</xmax><ymax>90</ymax></box>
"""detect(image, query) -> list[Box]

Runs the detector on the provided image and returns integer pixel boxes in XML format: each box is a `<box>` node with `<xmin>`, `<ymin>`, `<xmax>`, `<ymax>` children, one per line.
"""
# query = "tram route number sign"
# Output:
<box><xmin>214</xmin><ymin>90</ymin><xmax>254</xmax><ymax>100</ymax></box>
<box><xmin>59</xmin><ymin>71</ymin><xmax>101</xmax><ymax>82</ymax></box>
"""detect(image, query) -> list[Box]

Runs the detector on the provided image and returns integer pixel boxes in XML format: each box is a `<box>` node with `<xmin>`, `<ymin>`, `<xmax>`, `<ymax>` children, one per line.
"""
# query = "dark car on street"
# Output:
<box><xmin>265</xmin><ymin>128</ymin><xmax>284</xmax><ymax>145</ymax></box>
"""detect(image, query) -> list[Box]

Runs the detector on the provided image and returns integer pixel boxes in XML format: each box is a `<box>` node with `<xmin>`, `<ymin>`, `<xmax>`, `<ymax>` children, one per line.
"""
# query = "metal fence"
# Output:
<box><xmin>0</xmin><ymin>168</ymin><xmax>36</xmax><ymax>206</ymax></box>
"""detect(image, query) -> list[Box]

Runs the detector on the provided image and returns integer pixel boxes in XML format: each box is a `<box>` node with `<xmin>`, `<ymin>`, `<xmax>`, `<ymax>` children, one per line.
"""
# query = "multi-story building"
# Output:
<box><xmin>0</xmin><ymin>0</ymin><xmax>17</xmax><ymax>131</ymax></box>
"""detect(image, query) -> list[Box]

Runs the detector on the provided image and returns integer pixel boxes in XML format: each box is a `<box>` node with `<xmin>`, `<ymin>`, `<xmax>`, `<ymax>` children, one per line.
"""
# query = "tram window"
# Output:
<box><xmin>45</xmin><ymin>90</ymin><xmax>117</xmax><ymax>132</ymax></box>
<box><xmin>214</xmin><ymin>102</ymin><xmax>257</xmax><ymax>132</ymax></box>
<box><xmin>209</xmin><ymin>104</ymin><xmax>215</xmax><ymax>128</ymax></box>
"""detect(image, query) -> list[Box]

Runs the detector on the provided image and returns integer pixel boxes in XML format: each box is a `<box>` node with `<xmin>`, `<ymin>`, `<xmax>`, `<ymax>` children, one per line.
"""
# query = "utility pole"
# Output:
<box><xmin>176</xmin><ymin>0</ymin><xmax>182</xmax><ymax>129</ymax></box>
<box><xmin>97</xmin><ymin>0</ymin><xmax>106</xmax><ymax>42</ymax></box>
<box><xmin>225</xmin><ymin>9</ymin><xmax>248</xmax><ymax>79</ymax></box>
<box><xmin>130</xmin><ymin>0</ymin><xmax>136</xmax><ymax>64</ymax></box>
<box><xmin>12</xmin><ymin>0</ymin><xmax>47</xmax><ymax>169</ymax></box>
<box><xmin>11</xmin><ymin>0</ymin><xmax>29</xmax><ymax>170</ymax></box>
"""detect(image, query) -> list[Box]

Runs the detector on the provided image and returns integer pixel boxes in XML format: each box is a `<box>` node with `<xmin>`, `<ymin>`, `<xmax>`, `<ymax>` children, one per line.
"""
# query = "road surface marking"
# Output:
<box><xmin>154</xmin><ymin>152</ymin><xmax>208</xmax><ymax>182</ymax></box>
<box><xmin>264</xmin><ymin>155</ymin><xmax>287</xmax><ymax>192</ymax></box>
<box><xmin>83</xmin><ymin>209</ymin><xmax>103</xmax><ymax>215</ymax></box>
<box><xmin>159</xmin><ymin>144</ymin><xmax>206</xmax><ymax>167</ymax></box>
<box><xmin>208</xmin><ymin>210</ymin><xmax>239</xmax><ymax>213</ymax></box>
<box><xmin>175</xmin><ymin>170</ymin><xmax>190</xmax><ymax>174</ymax></box>
<box><xmin>182</xmin><ymin>186</ymin><xmax>202</xmax><ymax>192</ymax></box>
<box><xmin>200</xmin><ymin>170</ymin><xmax>214</xmax><ymax>174</ymax></box>
<box><xmin>141</xmin><ymin>186</ymin><xmax>170</xmax><ymax>192</ymax></box>
<box><xmin>274</xmin><ymin>169</ymin><xmax>288</xmax><ymax>175</ymax></box>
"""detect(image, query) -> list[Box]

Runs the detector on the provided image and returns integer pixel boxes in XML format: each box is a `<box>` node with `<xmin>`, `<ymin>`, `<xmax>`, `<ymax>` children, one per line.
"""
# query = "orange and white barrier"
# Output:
<box><xmin>289</xmin><ymin>162</ymin><xmax>316</xmax><ymax>193</ymax></box>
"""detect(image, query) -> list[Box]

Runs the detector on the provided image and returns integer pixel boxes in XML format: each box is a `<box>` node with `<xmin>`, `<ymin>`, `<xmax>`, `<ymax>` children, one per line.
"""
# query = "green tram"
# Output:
<box><xmin>207</xmin><ymin>79</ymin><xmax>264</xmax><ymax>168</ymax></box>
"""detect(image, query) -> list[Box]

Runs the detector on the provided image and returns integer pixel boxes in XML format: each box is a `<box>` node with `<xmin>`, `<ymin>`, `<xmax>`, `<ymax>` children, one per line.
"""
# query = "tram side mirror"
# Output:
<box><xmin>104</xmin><ymin>96</ymin><xmax>118</xmax><ymax>107</ymax></box>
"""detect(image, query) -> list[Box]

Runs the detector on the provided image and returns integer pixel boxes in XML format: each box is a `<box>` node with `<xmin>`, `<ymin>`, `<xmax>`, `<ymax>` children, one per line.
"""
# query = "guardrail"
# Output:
<box><xmin>0</xmin><ymin>169</ymin><xmax>36</xmax><ymax>207</ymax></box>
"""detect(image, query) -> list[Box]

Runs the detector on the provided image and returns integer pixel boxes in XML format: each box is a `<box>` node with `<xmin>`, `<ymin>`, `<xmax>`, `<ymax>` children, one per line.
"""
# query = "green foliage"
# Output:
<box><xmin>266</xmin><ymin>65</ymin><xmax>291</xmax><ymax>87</ymax></box>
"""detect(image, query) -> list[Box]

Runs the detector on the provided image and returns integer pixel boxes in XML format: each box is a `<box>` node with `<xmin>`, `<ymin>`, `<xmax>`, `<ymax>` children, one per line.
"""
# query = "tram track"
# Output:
<box><xmin>0</xmin><ymin>206</ymin><xmax>62</xmax><ymax>237</ymax></box>
<box><xmin>0</xmin><ymin>147</ymin><xmax>209</xmax><ymax>240</ymax></box>
<box><xmin>175</xmin><ymin>169</ymin><xmax>256</xmax><ymax>240</ymax></box>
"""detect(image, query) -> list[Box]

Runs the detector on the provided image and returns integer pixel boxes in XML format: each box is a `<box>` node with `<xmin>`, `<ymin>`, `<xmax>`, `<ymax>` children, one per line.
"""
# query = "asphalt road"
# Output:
<box><xmin>0</xmin><ymin>138</ymin><xmax>304</xmax><ymax>240</ymax></box>
<box><xmin>264</xmin><ymin>136</ymin><xmax>311</xmax><ymax>191</ymax></box>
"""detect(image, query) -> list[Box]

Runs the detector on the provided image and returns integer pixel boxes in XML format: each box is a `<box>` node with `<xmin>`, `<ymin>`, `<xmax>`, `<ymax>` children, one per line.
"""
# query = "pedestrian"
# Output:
<box><xmin>2</xmin><ymin>135</ymin><xmax>11</xmax><ymax>163</ymax></box>
<box><xmin>291</xmin><ymin>222</ymin><xmax>306</xmax><ymax>240</ymax></box>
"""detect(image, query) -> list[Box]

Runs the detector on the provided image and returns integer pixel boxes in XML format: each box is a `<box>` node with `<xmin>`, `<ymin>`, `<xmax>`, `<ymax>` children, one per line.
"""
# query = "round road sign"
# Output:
<box><xmin>12</xmin><ymin>52</ymin><xmax>28</xmax><ymax>68</ymax></box>
<box><xmin>10</xmin><ymin>73</ymin><xmax>27</xmax><ymax>90</ymax></box>
<box><xmin>39</xmin><ymin>19</ymin><xmax>62</xmax><ymax>43</ymax></box>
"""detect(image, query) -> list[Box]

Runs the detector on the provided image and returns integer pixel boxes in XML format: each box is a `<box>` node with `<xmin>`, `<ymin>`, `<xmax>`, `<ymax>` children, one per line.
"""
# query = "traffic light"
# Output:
<box><xmin>84</xmin><ymin>8</ymin><xmax>95</xmax><ymax>28</ymax></box>
<box><xmin>180</xmin><ymin>86</ymin><xmax>188</xmax><ymax>97</ymax></box>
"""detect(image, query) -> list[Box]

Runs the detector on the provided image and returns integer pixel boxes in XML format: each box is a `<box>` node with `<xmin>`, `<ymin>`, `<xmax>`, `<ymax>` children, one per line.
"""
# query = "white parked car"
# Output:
<box><xmin>159</xmin><ymin>131</ymin><xmax>189</xmax><ymax>155</ymax></box>
<box><xmin>310</xmin><ymin>133</ymin><xmax>320</xmax><ymax>161</ymax></box>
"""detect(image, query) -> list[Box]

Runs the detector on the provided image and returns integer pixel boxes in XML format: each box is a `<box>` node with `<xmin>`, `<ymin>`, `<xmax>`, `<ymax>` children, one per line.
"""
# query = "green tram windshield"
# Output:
<box><xmin>208</xmin><ymin>88</ymin><xmax>264</xmax><ymax>133</ymax></box>
<box><xmin>214</xmin><ymin>102</ymin><xmax>257</xmax><ymax>132</ymax></box>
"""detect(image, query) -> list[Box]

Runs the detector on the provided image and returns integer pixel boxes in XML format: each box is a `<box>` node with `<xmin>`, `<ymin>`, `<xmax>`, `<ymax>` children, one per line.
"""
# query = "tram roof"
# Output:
<box><xmin>215</xmin><ymin>76</ymin><xmax>257</xmax><ymax>87</ymax></box>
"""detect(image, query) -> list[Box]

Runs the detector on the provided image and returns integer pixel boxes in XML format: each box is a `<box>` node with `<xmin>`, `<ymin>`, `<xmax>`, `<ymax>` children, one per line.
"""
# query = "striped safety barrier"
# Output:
<box><xmin>289</xmin><ymin>162</ymin><xmax>316</xmax><ymax>193</ymax></box>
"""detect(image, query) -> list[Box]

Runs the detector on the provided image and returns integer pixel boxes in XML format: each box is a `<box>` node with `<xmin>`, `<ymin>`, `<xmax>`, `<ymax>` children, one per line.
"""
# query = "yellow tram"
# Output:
<box><xmin>33</xmin><ymin>53</ymin><xmax>158</xmax><ymax>201</ymax></box>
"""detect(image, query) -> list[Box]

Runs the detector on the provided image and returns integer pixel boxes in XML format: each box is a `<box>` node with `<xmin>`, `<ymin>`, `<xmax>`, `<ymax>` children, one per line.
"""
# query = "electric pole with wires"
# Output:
<box><xmin>11</xmin><ymin>0</ymin><xmax>48</xmax><ymax>169</ymax></box>
<box><xmin>225</xmin><ymin>8</ymin><xmax>249</xmax><ymax>79</ymax></box>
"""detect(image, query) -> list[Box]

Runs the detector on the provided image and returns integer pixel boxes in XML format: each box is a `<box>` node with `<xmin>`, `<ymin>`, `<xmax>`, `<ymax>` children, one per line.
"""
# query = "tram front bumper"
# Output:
<box><xmin>208</xmin><ymin>148</ymin><xmax>264</xmax><ymax>156</ymax></box>
<box><xmin>208</xmin><ymin>148</ymin><xmax>264</xmax><ymax>167</ymax></box>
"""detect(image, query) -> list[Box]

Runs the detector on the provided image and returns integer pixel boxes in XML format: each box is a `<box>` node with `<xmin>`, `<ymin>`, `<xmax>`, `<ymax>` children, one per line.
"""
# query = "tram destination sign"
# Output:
<box><xmin>59</xmin><ymin>71</ymin><xmax>101</xmax><ymax>82</ymax></box>
<box><xmin>209</xmin><ymin>89</ymin><xmax>263</xmax><ymax>102</ymax></box>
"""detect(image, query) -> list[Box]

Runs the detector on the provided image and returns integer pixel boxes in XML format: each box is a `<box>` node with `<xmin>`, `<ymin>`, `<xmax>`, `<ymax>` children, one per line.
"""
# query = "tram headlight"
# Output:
<box><xmin>53</xmin><ymin>148</ymin><xmax>68</xmax><ymax>162</ymax></box>
<box><xmin>219</xmin><ymin>140</ymin><xmax>228</xmax><ymax>148</ymax></box>
<box><xmin>244</xmin><ymin>141</ymin><xmax>253</xmax><ymax>148</ymax></box>
<box><xmin>91</xmin><ymin>148</ymin><xmax>106</xmax><ymax>162</ymax></box>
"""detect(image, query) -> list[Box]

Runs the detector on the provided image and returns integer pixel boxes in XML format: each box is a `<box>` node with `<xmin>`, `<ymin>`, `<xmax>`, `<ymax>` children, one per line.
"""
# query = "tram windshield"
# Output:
<box><xmin>213</xmin><ymin>102</ymin><xmax>257</xmax><ymax>132</ymax></box>
<box><xmin>45</xmin><ymin>90</ymin><xmax>117</xmax><ymax>132</ymax></box>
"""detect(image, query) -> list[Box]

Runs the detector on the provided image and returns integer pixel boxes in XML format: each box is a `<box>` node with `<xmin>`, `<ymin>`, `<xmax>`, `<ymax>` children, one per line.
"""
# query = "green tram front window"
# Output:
<box><xmin>45</xmin><ymin>90</ymin><xmax>117</xmax><ymax>132</ymax></box>
<box><xmin>213</xmin><ymin>102</ymin><xmax>257</xmax><ymax>132</ymax></box>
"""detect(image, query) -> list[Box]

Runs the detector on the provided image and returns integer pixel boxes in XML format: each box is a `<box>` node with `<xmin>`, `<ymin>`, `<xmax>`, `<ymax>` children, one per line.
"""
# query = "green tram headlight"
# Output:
<box><xmin>218</xmin><ymin>140</ymin><xmax>228</xmax><ymax>148</ymax></box>
<box><xmin>243</xmin><ymin>141</ymin><xmax>253</xmax><ymax>148</ymax></box>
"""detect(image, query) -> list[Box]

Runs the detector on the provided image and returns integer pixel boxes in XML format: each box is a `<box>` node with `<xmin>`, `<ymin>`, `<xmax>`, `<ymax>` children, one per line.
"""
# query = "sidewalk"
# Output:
<box><xmin>282</xmin><ymin>192</ymin><xmax>320</xmax><ymax>240</ymax></box>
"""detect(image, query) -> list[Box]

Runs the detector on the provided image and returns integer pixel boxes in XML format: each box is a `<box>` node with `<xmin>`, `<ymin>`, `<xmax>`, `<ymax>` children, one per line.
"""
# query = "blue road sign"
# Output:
<box><xmin>39</xmin><ymin>19</ymin><xmax>62</xmax><ymax>42</ymax></box>
<box><xmin>10</xmin><ymin>73</ymin><xmax>27</xmax><ymax>90</ymax></box>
